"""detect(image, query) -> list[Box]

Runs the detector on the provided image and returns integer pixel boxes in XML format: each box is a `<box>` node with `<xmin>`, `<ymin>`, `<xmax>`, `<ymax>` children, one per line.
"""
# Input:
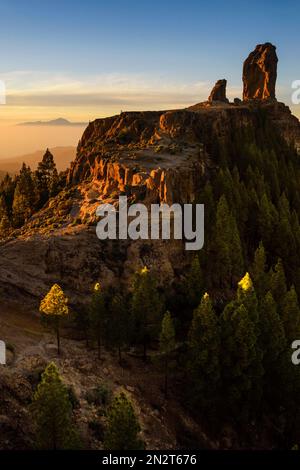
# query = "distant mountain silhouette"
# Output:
<box><xmin>18</xmin><ymin>118</ymin><xmax>88</xmax><ymax>127</ymax></box>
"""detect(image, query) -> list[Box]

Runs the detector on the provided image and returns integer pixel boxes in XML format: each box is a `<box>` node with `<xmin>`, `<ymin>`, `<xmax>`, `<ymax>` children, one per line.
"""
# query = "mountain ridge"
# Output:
<box><xmin>18</xmin><ymin>118</ymin><xmax>88</xmax><ymax>127</ymax></box>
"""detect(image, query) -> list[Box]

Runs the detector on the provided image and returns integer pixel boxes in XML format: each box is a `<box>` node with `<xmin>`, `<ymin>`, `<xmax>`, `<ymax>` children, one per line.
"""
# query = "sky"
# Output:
<box><xmin>0</xmin><ymin>0</ymin><xmax>299</xmax><ymax>157</ymax></box>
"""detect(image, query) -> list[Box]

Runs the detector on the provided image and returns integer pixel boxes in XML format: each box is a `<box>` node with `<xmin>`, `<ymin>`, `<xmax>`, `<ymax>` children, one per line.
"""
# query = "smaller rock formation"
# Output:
<box><xmin>234</xmin><ymin>98</ymin><xmax>242</xmax><ymax>105</ymax></box>
<box><xmin>208</xmin><ymin>79</ymin><xmax>229</xmax><ymax>103</ymax></box>
<box><xmin>243</xmin><ymin>43</ymin><xmax>278</xmax><ymax>101</ymax></box>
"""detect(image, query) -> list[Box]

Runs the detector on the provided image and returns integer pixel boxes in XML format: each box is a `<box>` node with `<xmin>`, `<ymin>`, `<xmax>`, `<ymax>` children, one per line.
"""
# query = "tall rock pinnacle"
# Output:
<box><xmin>243</xmin><ymin>43</ymin><xmax>278</xmax><ymax>101</ymax></box>
<box><xmin>208</xmin><ymin>79</ymin><xmax>229</xmax><ymax>103</ymax></box>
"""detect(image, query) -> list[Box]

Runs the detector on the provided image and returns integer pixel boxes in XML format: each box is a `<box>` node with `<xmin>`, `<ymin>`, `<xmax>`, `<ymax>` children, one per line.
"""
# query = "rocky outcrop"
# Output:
<box><xmin>208</xmin><ymin>79</ymin><xmax>229</xmax><ymax>103</ymax></box>
<box><xmin>67</xmin><ymin>110</ymin><xmax>210</xmax><ymax>206</ymax></box>
<box><xmin>243</xmin><ymin>43</ymin><xmax>278</xmax><ymax>101</ymax></box>
<box><xmin>260</xmin><ymin>100</ymin><xmax>300</xmax><ymax>148</ymax></box>
<box><xmin>66</xmin><ymin>101</ymin><xmax>300</xmax><ymax>208</ymax></box>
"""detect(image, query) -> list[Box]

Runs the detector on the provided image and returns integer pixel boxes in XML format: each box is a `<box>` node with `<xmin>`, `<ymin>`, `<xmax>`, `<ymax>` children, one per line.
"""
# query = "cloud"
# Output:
<box><xmin>0</xmin><ymin>70</ymin><xmax>242</xmax><ymax>111</ymax></box>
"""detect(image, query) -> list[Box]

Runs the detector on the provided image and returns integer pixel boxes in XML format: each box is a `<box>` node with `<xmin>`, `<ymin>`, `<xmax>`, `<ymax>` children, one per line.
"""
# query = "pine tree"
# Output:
<box><xmin>184</xmin><ymin>255</ymin><xmax>204</xmax><ymax>308</ymax></box>
<box><xmin>187</xmin><ymin>293</ymin><xmax>220</xmax><ymax>410</ymax></box>
<box><xmin>259</xmin><ymin>291</ymin><xmax>287</xmax><ymax>404</ymax></box>
<box><xmin>273</xmin><ymin>193</ymin><xmax>296</xmax><ymax>264</ymax></box>
<box><xmin>0</xmin><ymin>173</ymin><xmax>15</xmax><ymax>213</ymax></box>
<box><xmin>89</xmin><ymin>282</ymin><xmax>108</xmax><ymax>359</ymax></box>
<box><xmin>221</xmin><ymin>302</ymin><xmax>263</xmax><ymax>419</ymax></box>
<box><xmin>0</xmin><ymin>213</ymin><xmax>11</xmax><ymax>237</ymax></box>
<box><xmin>35</xmin><ymin>149</ymin><xmax>59</xmax><ymax>208</ymax></box>
<box><xmin>260</xmin><ymin>291</ymin><xmax>286</xmax><ymax>364</ymax></box>
<box><xmin>215</xmin><ymin>168</ymin><xmax>234</xmax><ymax>207</ymax></box>
<box><xmin>131</xmin><ymin>267</ymin><xmax>162</xmax><ymax>361</ymax></box>
<box><xmin>221</xmin><ymin>274</ymin><xmax>263</xmax><ymax>419</ymax></box>
<box><xmin>40</xmin><ymin>284</ymin><xmax>69</xmax><ymax>355</ymax></box>
<box><xmin>282</xmin><ymin>286</ymin><xmax>300</xmax><ymax>344</ymax></box>
<box><xmin>270</xmin><ymin>258</ymin><xmax>287</xmax><ymax>309</ymax></box>
<box><xmin>257</xmin><ymin>192</ymin><xmax>278</xmax><ymax>248</ymax></box>
<box><xmin>0</xmin><ymin>194</ymin><xmax>8</xmax><ymax>219</ymax></box>
<box><xmin>230</xmin><ymin>212</ymin><xmax>244</xmax><ymax>285</ymax></box>
<box><xmin>212</xmin><ymin>195</ymin><xmax>232</xmax><ymax>287</ymax></box>
<box><xmin>104</xmin><ymin>392</ymin><xmax>143</xmax><ymax>450</ymax></box>
<box><xmin>31</xmin><ymin>362</ymin><xmax>79</xmax><ymax>449</ymax></box>
<box><xmin>212</xmin><ymin>195</ymin><xmax>244</xmax><ymax>287</ymax></box>
<box><xmin>12</xmin><ymin>163</ymin><xmax>36</xmax><ymax>227</ymax></box>
<box><xmin>237</xmin><ymin>272</ymin><xmax>260</xmax><ymax>326</ymax></box>
<box><xmin>159</xmin><ymin>311</ymin><xmax>176</xmax><ymax>397</ymax></box>
<box><xmin>0</xmin><ymin>194</ymin><xmax>11</xmax><ymax>237</ymax></box>
<box><xmin>251</xmin><ymin>241</ymin><xmax>268</xmax><ymax>298</ymax></box>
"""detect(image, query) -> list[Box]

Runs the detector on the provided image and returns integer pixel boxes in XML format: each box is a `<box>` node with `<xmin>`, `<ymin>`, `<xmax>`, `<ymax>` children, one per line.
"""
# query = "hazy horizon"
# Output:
<box><xmin>0</xmin><ymin>123</ymin><xmax>84</xmax><ymax>159</ymax></box>
<box><xmin>0</xmin><ymin>0</ymin><xmax>299</xmax><ymax>157</ymax></box>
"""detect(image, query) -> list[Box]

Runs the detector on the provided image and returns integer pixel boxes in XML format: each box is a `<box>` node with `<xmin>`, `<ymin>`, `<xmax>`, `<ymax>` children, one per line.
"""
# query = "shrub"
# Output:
<box><xmin>85</xmin><ymin>383</ymin><xmax>112</xmax><ymax>406</ymax></box>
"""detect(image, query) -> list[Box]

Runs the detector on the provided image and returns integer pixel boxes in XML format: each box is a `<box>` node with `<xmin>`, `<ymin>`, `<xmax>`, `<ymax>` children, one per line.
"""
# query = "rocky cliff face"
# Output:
<box><xmin>243</xmin><ymin>43</ymin><xmax>278</xmax><ymax>101</ymax></box>
<box><xmin>69</xmin><ymin>103</ymin><xmax>300</xmax><ymax>194</ymax></box>
<box><xmin>67</xmin><ymin>111</ymin><xmax>208</xmax><ymax>206</ymax></box>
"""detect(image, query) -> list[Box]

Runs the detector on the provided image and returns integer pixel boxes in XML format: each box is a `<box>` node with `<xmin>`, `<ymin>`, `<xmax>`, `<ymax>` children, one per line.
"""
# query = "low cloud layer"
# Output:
<box><xmin>0</xmin><ymin>70</ymin><xmax>298</xmax><ymax>120</ymax></box>
<box><xmin>1</xmin><ymin>70</ymin><xmax>242</xmax><ymax>112</ymax></box>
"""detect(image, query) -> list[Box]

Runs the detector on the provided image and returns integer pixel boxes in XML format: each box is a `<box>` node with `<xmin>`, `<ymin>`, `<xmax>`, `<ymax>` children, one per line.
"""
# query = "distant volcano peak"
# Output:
<box><xmin>18</xmin><ymin>118</ymin><xmax>88</xmax><ymax>127</ymax></box>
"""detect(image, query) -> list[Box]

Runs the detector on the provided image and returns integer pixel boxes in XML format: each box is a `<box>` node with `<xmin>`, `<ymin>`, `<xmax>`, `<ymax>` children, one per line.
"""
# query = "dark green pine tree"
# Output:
<box><xmin>131</xmin><ymin>267</ymin><xmax>162</xmax><ymax>361</ymax></box>
<box><xmin>104</xmin><ymin>392</ymin><xmax>143</xmax><ymax>450</ymax></box>
<box><xmin>257</xmin><ymin>192</ymin><xmax>278</xmax><ymax>248</ymax></box>
<box><xmin>12</xmin><ymin>163</ymin><xmax>36</xmax><ymax>227</ymax></box>
<box><xmin>282</xmin><ymin>286</ymin><xmax>300</xmax><ymax>344</ymax></box>
<box><xmin>259</xmin><ymin>290</ymin><xmax>289</xmax><ymax>407</ymax></box>
<box><xmin>250</xmin><ymin>241</ymin><xmax>268</xmax><ymax>299</ymax></box>
<box><xmin>187</xmin><ymin>293</ymin><xmax>220</xmax><ymax>410</ymax></box>
<box><xmin>211</xmin><ymin>195</ymin><xmax>244</xmax><ymax>288</ymax></box>
<box><xmin>274</xmin><ymin>192</ymin><xmax>296</xmax><ymax>263</ymax></box>
<box><xmin>269</xmin><ymin>258</ymin><xmax>287</xmax><ymax>311</ymax></box>
<box><xmin>35</xmin><ymin>149</ymin><xmax>59</xmax><ymax>208</ymax></box>
<box><xmin>221</xmin><ymin>302</ymin><xmax>262</xmax><ymax>420</ymax></box>
<box><xmin>159</xmin><ymin>311</ymin><xmax>176</xmax><ymax>397</ymax></box>
<box><xmin>221</xmin><ymin>274</ymin><xmax>263</xmax><ymax>419</ymax></box>
<box><xmin>260</xmin><ymin>291</ymin><xmax>286</xmax><ymax>367</ymax></box>
<box><xmin>0</xmin><ymin>193</ymin><xmax>8</xmax><ymax>219</ymax></box>
<box><xmin>215</xmin><ymin>168</ymin><xmax>234</xmax><ymax>208</ymax></box>
<box><xmin>0</xmin><ymin>173</ymin><xmax>16</xmax><ymax>215</ymax></box>
<box><xmin>237</xmin><ymin>272</ymin><xmax>260</xmax><ymax>327</ymax></box>
<box><xmin>278</xmin><ymin>288</ymin><xmax>300</xmax><ymax>438</ymax></box>
<box><xmin>184</xmin><ymin>255</ymin><xmax>204</xmax><ymax>308</ymax></box>
<box><xmin>212</xmin><ymin>195</ymin><xmax>232</xmax><ymax>287</ymax></box>
<box><xmin>229</xmin><ymin>211</ymin><xmax>244</xmax><ymax>285</ymax></box>
<box><xmin>0</xmin><ymin>194</ymin><xmax>11</xmax><ymax>236</ymax></box>
<box><xmin>0</xmin><ymin>212</ymin><xmax>11</xmax><ymax>236</ymax></box>
<box><xmin>31</xmin><ymin>362</ymin><xmax>80</xmax><ymax>449</ymax></box>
